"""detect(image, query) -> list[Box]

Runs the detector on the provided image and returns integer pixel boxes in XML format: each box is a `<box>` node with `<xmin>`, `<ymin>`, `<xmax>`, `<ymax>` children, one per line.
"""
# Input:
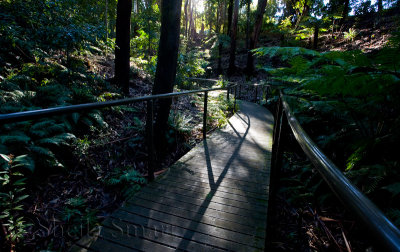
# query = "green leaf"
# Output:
<box><xmin>0</xmin><ymin>154</ymin><xmax>10</xmax><ymax>163</ymax></box>
<box><xmin>12</xmin><ymin>155</ymin><xmax>35</xmax><ymax>172</ymax></box>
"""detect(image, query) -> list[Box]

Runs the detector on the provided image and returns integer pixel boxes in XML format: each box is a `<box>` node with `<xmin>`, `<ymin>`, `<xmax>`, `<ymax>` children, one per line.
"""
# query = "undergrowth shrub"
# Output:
<box><xmin>255</xmin><ymin>30</ymin><xmax>400</xmax><ymax>225</ymax></box>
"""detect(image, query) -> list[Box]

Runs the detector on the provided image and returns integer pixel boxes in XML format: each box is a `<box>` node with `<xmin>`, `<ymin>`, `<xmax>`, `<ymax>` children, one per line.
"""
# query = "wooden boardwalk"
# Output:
<box><xmin>71</xmin><ymin>101</ymin><xmax>274</xmax><ymax>252</ymax></box>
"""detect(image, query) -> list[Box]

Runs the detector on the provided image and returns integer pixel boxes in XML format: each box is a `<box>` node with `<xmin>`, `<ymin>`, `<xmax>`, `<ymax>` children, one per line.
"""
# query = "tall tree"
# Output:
<box><xmin>245</xmin><ymin>0</ymin><xmax>251</xmax><ymax>49</ymax></box>
<box><xmin>184</xmin><ymin>0</ymin><xmax>189</xmax><ymax>37</ymax></box>
<box><xmin>152</xmin><ymin>0</ymin><xmax>183</xmax><ymax>154</ymax></box>
<box><xmin>245</xmin><ymin>0</ymin><xmax>267</xmax><ymax>74</ymax></box>
<box><xmin>115</xmin><ymin>0</ymin><xmax>132</xmax><ymax>95</ymax></box>
<box><xmin>227</xmin><ymin>0</ymin><xmax>234</xmax><ymax>35</ymax></box>
<box><xmin>227</xmin><ymin>0</ymin><xmax>239</xmax><ymax>75</ymax></box>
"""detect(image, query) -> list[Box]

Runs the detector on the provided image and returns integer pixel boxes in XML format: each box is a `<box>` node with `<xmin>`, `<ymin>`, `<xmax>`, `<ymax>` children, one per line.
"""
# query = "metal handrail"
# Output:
<box><xmin>276</xmin><ymin>92</ymin><xmax>400</xmax><ymax>251</ymax></box>
<box><xmin>0</xmin><ymin>86</ymin><xmax>231</xmax><ymax>124</ymax></box>
<box><xmin>0</xmin><ymin>79</ymin><xmax>238</xmax><ymax>181</ymax></box>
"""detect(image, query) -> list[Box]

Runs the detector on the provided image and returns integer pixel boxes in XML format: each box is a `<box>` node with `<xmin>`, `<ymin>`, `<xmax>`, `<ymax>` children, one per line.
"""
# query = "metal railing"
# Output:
<box><xmin>270</xmin><ymin>90</ymin><xmax>400</xmax><ymax>251</ymax></box>
<box><xmin>0</xmin><ymin>79</ymin><xmax>237</xmax><ymax>181</ymax></box>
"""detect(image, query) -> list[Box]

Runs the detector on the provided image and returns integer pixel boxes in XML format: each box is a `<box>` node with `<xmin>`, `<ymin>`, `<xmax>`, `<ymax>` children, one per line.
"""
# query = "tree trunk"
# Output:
<box><xmin>227</xmin><ymin>0</ymin><xmax>239</xmax><ymax>76</ymax></box>
<box><xmin>227</xmin><ymin>0</ymin><xmax>233</xmax><ymax>35</ymax></box>
<box><xmin>152</xmin><ymin>0</ymin><xmax>182</xmax><ymax>155</ymax></box>
<box><xmin>184</xmin><ymin>0</ymin><xmax>188</xmax><ymax>37</ymax></box>
<box><xmin>105</xmin><ymin>0</ymin><xmax>108</xmax><ymax>55</ymax></box>
<box><xmin>313</xmin><ymin>22</ymin><xmax>319</xmax><ymax>49</ymax></box>
<box><xmin>115</xmin><ymin>0</ymin><xmax>132</xmax><ymax>95</ymax></box>
<box><xmin>246</xmin><ymin>0</ymin><xmax>267</xmax><ymax>75</ymax></box>
<box><xmin>245</xmin><ymin>0</ymin><xmax>250</xmax><ymax>49</ymax></box>
<box><xmin>377</xmin><ymin>0</ymin><xmax>383</xmax><ymax>13</ymax></box>
<box><xmin>342</xmin><ymin>0</ymin><xmax>350</xmax><ymax>24</ymax></box>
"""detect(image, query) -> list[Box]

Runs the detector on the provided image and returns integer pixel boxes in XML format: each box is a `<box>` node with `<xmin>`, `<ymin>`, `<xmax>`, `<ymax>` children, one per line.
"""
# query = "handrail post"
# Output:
<box><xmin>203</xmin><ymin>91</ymin><xmax>208</xmax><ymax>139</ymax></box>
<box><xmin>239</xmin><ymin>84</ymin><xmax>242</xmax><ymax>99</ymax></box>
<box><xmin>227</xmin><ymin>86</ymin><xmax>230</xmax><ymax>101</ymax></box>
<box><xmin>146</xmin><ymin>99</ymin><xmax>155</xmax><ymax>181</ymax></box>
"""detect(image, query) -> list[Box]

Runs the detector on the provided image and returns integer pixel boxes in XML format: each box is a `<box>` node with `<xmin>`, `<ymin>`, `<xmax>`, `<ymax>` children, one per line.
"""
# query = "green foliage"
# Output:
<box><xmin>206</xmin><ymin>93</ymin><xmax>236</xmax><ymax>129</ymax></box>
<box><xmin>106</xmin><ymin>167</ymin><xmax>146</xmax><ymax>198</ymax></box>
<box><xmin>176</xmin><ymin>51</ymin><xmax>208</xmax><ymax>89</ymax></box>
<box><xmin>61</xmin><ymin>196</ymin><xmax>99</xmax><ymax>238</ymax></box>
<box><xmin>0</xmin><ymin>154</ymin><xmax>31</xmax><ymax>248</ymax></box>
<box><xmin>166</xmin><ymin>111</ymin><xmax>194</xmax><ymax>145</ymax></box>
<box><xmin>344</xmin><ymin>28</ymin><xmax>358</xmax><ymax>41</ymax></box>
<box><xmin>255</xmin><ymin>31</ymin><xmax>400</xmax><ymax>225</ymax></box>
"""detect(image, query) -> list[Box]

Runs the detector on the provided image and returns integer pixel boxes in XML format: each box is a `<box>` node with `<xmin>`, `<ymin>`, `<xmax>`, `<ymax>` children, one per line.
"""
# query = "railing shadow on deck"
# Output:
<box><xmin>175</xmin><ymin>108</ymin><xmax>264</xmax><ymax>250</ymax></box>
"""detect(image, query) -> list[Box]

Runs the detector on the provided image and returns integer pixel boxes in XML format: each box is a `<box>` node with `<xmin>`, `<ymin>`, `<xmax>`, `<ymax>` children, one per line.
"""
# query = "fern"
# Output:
<box><xmin>0</xmin><ymin>133</ymin><xmax>30</xmax><ymax>145</ymax></box>
<box><xmin>36</xmin><ymin>133</ymin><xmax>75</xmax><ymax>147</ymax></box>
<box><xmin>29</xmin><ymin>120</ymin><xmax>66</xmax><ymax>137</ymax></box>
<box><xmin>28</xmin><ymin>146</ymin><xmax>56</xmax><ymax>160</ymax></box>
<box><xmin>252</xmin><ymin>46</ymin><xmax>321</xmax><ymax>61</ymax></box>
<box><xmin>107</xmin><ymin>168</ymin><xmax>146</xmax><ymax>199</ymax></box>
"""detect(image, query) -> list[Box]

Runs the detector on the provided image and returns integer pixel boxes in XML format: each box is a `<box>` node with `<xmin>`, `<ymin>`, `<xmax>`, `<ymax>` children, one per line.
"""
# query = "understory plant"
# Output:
<box><xmin>254</xmin><ymin>30</ymin><xmax>400</xmax><ymax>224</ymax></box>
<box><xmin>0</xmin><ymin>154</ymin><xmax>32</xmax><ymax>251</ymax></box>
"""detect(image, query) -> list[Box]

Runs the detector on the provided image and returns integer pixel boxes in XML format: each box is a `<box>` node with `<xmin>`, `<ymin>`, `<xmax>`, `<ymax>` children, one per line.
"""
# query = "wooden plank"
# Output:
<box><xmin>155</xmin><ymin>176</ymin><xmax>268</xmax><ymax>200</ymax></box>
<box><xmin>133</xmin><ymin>192</ymin><xmax>266</xmax><ymax>221</ymax></box>
<box><xmin>95</xmin><ymin>227</ymin><xmax>174</xmax><ymax>252</ymax></box>
<box><xmin>165</xmin><ymin>166</ymin><xmax>269</xmax><ymax>187</ymax></box>
<box><xmin>104</xmin><ymin>216</ymin><xmax>258</xmax><ymax>251</ymax></box>
<box><xmin>175</xmin><ymin>155</ymin><xmax>270</xmax><ymax>176</ymax></box>
<box><xmin>156</xmin><ymin>174</ymin><xmax>269</xmax><ymax>199</ymax></box>
<box><xmin>102</xmin><ymin>216</ymin><xmax>229</xmax><ymax>251</ymax></box>
<box><xmin>135</xmin><ymin>187</ymin><xmax>268</xmax><ymax>215</ymax></box>
<box><xmin>147</xmin><ymin>181</ymin><xmax>269</xmax><ymax>208</ymax></box>
<box><xmin>161</xmin><ymin>172</ymin><xmax>268</xmax><ymax>194</ymax></box>
<box><xmin>125</xmin><ymin>197</ymin><xmax>266</xmax><ymax>237</ymax></box>
<box><xmin>168</xmin><ymin>160</ymin><xmax>270</xmax><ymax>181</ymax></box>
<box><xmin>154</xmin><ymin>178</ymin><xmax>268</xmax><ymax>203</ymax></box>
<box><xmin>132</xmin><ymin>195</ymin><xmax>266</xmax><ymax>228</ymax></box>
<box><xmin>113</xmin><ymin>207</ymin><xmax>265</xmax><ymax>249</ymax></box>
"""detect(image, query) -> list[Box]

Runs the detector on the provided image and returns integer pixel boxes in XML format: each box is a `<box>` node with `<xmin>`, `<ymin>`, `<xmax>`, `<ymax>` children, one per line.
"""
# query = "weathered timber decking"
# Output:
<box><xmin>71</xmin><ymin>100</ymin><xmax>274</xmax><ymax>252</ymax></box>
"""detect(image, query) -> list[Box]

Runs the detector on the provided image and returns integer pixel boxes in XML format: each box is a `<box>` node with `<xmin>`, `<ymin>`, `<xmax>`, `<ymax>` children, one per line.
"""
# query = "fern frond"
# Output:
<box><xmin>12</xmin><ymin>155</ymin><xmax>35</xmax><ymax>172</ymax></box>
<box><xmin>36</xmin><ymin>133</ymin><xmax>75</xmax><ymax>146</ymax></box>
<box><xmin>0</xmin><ymin>133</ymin><xmax>30</xmax><ymax>145</ymax></box>
<box><xmin>28</xmin><ymin>146</ymin><xmax>56</xmax><ymax>159</ymax></box>
<box><xmin>252</xmin><ymin>46</ymin><xmax>321</xmax><ymax>61</ymax></box>
<box><xmin>87</xmin><ymin>112</ymin><xmax>108</xmax><ymax>128</ymax></box>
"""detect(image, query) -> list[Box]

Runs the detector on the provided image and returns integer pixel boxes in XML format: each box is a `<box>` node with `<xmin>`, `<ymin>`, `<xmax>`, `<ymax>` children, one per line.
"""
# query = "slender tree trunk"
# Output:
<box><xmin>246</xmin><ymin>0</ymin><xmax>267</xmax><ymax>75</ymax></box>
<box><xmin>227</xmin><ymin>0</ymin><xmax>233</xmax><ymax>36</ymax></box>
<box><xmin>245</xmin><ymin>0</ymin><xmax>250</xmax><ymax>49</ymax></box>
<box><xmin>227</xmin><ymin>0</ymin><xmax>239</xmax><ymax>75</ymax></box>
<box><xmin>147</xmin><ymin>0</ymin><xmax>152</xmax><ymax>60</ymax></box>
<box><xmin>217</xmin><ymin>0</ymin><xmax>222</xmax><ymax>74</ymax></box>
<box><xmin>105</xmin><ymin>0</ymin><xmax>108</xmax><ymax>55</ymax></box>
<box><xmin>378</xmin><ymin>0</ymin><xmax>383</xmax><ymax>13</ymax></box>
<box><xmin>152</xmin><ymin>0</ymin><xmax>183</xmax><ymax>155</ymax></box>
<box><xmin>341</xmin><ymin>0</ymin><xmax>350</xmax><ymax>24</ymax></box>
<box><xmin>313</xmin><ymin>22</ymin><xmax>319</xmax><ymax>49</ymax></box>
<box><xmin>184</xmin><ymin>0</ymin><xmax>188</xmax><ymax>37</ymax></box>
<box><xmin>115</xmin><ymin>0</ymin><xmax>132</xmax><ymax>95</ymax></box>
